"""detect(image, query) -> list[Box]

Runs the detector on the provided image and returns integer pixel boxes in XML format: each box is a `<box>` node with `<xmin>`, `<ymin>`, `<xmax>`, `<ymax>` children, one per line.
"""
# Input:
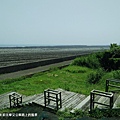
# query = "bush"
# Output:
<box><xmin>109</xmin><ymin>58</ymin><xmax>120</xmax><ymax>70</ymax></box>
<box><xmin>74</xmin><ymin>109</ymin><xmax>87</xmax><ymax>117</ymax></box>
<box><xmin>99</xmin><ymin>44</ymin><xmax>120</xmax><ymax>71</ymax></box>
<box><xmin>72</xmin><ymin>44</ymin><xmax>120</xmax><ymax>71</ymax></box>
<box><xmin>100</xmin><ymin>52</ymin><xmax>120</xmax><ymax>71</ymax></box>
<box><xmin>87</xmin><ymin>68</ymin><xmax>105</xmax><ymax>84</ymax></box>
<box><xmin>72</xmin><ymin>53</ymin><xmax>100</xmax><ymax>69</ymax></box>
<box><xmin>90</xmin><ymin>108</ymin><xmax>103</xmax><ymax>118</ymax></box>
<box><xmin>113</xmin><ymin>70</ymin><xmax>120</xmax><ymax>79</ymax></box>
<box><xmin>90</xmin><ymin>108</ymin><xmax>120</xmax><ymax>118</ymax></box>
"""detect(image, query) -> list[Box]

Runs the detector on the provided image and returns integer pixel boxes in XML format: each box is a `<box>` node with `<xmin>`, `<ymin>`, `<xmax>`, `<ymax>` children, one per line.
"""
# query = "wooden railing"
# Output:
<box><xmin>105</xmin><ymin>79</ymin><xmax>120</xmax><ymax>92</ymax></box>
<box><xmin>44</xmin><ymin>89</ymin><xmax>62</xmax><ymax>110</ymax></box>
<box><xmin>90</xmin><ymin>90</ymin><xmax>114</xmax><ymax>112</ymax></box>
<box><xmin>9</xmin><ymin>92</ymin><xmax>22</xmax><ymax>108</ymax></box>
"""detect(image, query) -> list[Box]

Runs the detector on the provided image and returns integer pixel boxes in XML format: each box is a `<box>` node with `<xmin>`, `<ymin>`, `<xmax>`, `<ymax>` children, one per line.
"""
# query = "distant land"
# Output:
<box><xmin>0</xmin><ymin>44</ymin><xmax>110</xmax><ymax>67</ymax></box>
<box><xmin>0</xmin><ymin>44</ymin><xmax>110</xmax><ymax>49</ymax></box>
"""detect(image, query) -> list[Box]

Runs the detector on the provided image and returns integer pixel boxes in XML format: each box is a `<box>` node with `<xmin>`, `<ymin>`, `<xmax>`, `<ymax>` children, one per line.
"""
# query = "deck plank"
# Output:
<box><xmin>32</xmin><ymin>89</ymin><xmax>87</xmax><ymax>111</ymax></box>
<box><xmin>0</xmin><ymin>89</ymin><xmax>87</xmax><ymax>111</ymax></box>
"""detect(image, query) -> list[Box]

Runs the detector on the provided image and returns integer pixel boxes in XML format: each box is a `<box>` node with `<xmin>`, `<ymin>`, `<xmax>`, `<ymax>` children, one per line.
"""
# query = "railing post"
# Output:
<box><xmin>106</xmin><ymin>79</ymin><xmax>109</xmax><ymax>92</ymax></box>
<box><xmin>44</xmin><ymin>90</ymin><xmax>46</xmax><ymax>107</ymax></box>
<box><xmin>48</xmin><ymin>91</ymin><xmax>50</xmax><ymax>104</ymax></box>
<box><xmin>13</xmin><ymin>96</ymin><xmax>15</xmax><ymax>107</ymax></box>
<box><xmin>56</xmin><ymin>94</ymin><xmax>58</xmax><ymax>110</ymax></box>
<box><xmin>90</xmin><ymin>92</ymin><xmax>93</xmax><ymax>112</ymax></box>
<box><xmin>17</xmin><ymin>98</ymin><xmax>19</xmax><ymax>106</ymax></box>
<box><xmin>110</xmin><ymin>96</ymin><xmax>113</xmax><ymax>109</ymax></box>
<box><xmin>21</xmin><ymin>96</ymin><xmax>22</xmax><ymax>103</ymax></box>
<box><xmin>9</xmin><ymin>95</ymin><xmax>11</xmax><ymax>108</ymax></box>
<box><xmin>60</xmin><ymin>92</ymin><xmax>62</xmax><ymax>108</ymax></box>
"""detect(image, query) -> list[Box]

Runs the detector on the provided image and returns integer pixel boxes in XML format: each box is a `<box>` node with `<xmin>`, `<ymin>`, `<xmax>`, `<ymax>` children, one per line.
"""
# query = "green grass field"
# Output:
<box><xmin>0</xmin><ymin>65</ymin><xmax>114</xmax><ymax>96</ymax></box>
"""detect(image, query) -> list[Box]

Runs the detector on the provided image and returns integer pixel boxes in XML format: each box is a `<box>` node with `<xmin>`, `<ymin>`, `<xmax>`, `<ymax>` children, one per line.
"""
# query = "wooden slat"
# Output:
<box><xmin>60</xmin><ymin>94</ymin><xmax>86</xmax><ymax>111</ymax></box>
<box><xmin>32</xmin><ymin>89</ymin><xmax>87</xmax><ymax>111</ymax></box>
<box><xmin>3</xmin><ymin>89</ymin><xmax>116</xmax><ymax>112</ymax></box>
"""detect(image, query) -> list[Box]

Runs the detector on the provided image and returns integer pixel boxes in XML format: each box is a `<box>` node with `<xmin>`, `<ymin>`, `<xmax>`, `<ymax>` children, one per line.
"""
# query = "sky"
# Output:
<box><xmin>0</xmin><ymin>0</ymin><xmax>120</xmax><ymax>46</ymax></box>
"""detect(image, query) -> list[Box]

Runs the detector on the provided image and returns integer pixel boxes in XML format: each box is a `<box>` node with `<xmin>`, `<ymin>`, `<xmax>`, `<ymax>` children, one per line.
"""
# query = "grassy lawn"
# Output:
<box><xmin>0</xmin><ymin>65</ymin><xmax>108</xmax><ymax>96</ymax></box>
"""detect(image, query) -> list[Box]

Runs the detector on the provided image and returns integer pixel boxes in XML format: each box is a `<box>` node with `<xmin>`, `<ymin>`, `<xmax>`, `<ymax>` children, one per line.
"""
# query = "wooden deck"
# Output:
<box><xmin>32</xmin><ymin>88</ymin><xmax>86</xmax><ymax>111</ymax></box>
<box><xmin>0</xmin><ymin>92</ymin><xmax>11</xmax><ymax>110</ymax></box>
<box><xmin>0</xmin><ymin>92</ymin><xmax>27</xmax><ymax>110</ymax></box>
<box><xmin>0</xmin><ymin>88</ymin><xmax>120</xmax><ymax>112</ymax></box>
<box><xmin>0</xmin><ymin>89</ymin><xmax>87</xmax><ymax>111</ymax></box>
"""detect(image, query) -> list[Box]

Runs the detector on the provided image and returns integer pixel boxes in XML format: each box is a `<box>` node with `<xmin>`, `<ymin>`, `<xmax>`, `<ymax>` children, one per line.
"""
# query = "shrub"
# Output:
<box><xmin>87</xmin><ymin>68</ymin><xmax>105</xmax><ymax>84</ymax></box>
<box><xmin>57</xmin><ymin>108</ymin><xmax>74</xmax><ymax>119</ymax></box>
<box><xmin>113</xmin><ymin>70</ymin><xmax>120</xmax><ymax>79</ymax></box>
<box><xmin>74</xmin><ymin>109</ymin><xmax>87</xmax><ymax>117</ymax></box>
<box><xmin>72</xmin><ymin>44</ymin><xmax>120</xmax><ymax>71</ymax></box>
<box><xmin>99</xmin><ymin>44</ymin><xmax>120</xmax><ymax>71</ymax></box>
<box><xmin>72</xmin><ymin>53</ymin><xmax>100</xmax><ymax>69</ymax></box>
<box><xmin>90</xmin><ymin>108</ymin><xmax>103</xmax><ymax>118</ymax></box>
<box><xmin>90</xmin><ymin>108</ymin><xmax>120</xmax><ymax>118</ymax></box>
<box><xmin>109</xmin><ymin>58</ymin><xmax>120</xmax><ymax>70</ymax></box>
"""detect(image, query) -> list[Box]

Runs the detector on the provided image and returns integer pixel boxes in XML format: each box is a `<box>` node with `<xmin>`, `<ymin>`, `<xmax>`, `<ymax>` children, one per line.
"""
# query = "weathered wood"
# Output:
<box><xmin>90</xmin><ymin>89</ymin><xmax>114</xmax><ymax>112</ymax></box>
<box><xmin>94</xmin><ymin>96</ymin><xmax>109</xmax><ymax>109</ymax></box>
<box><xmin>44</xmin><ymin>89</ymin><xmax>62</xmax><ymax>110</ymax></box>
<box><xmin>32</xmin><ymin>88</ymin><xmax>86</xmax><ymax>111</ymax></box>
<box><xmin>60</xmin><ymin>94</ymin><xmax>86</xmax><ymax>111</ymax></box>
<box><xmin>106</xmin><ymin>79</ymin><xmax>120</xmax><ymax>92</ymax></box>
<box><xmin>0</xmin><ymin>92</ymin><xmax>22</xmax><ymax>110</ymax></box>
<box><xmin>0</xmin><ymin>90</ymin><xmax>86</xmax><ymax>111</ymax></box>
<box><xmin>1</xmin><ymin>88</ymin><xmax>119</xmax><ymax>112</ymax></box>
<box><xmin>9</xmin><ymin>92</ymin><xmax>22</xmax><ymax>108</ymax></box>
<box><xmin>70</xmin><ymin>95</ymin><xmax>90</xmax><ymax>113</ymax></box>
<box><xmin>113</xmin><ymin>95</ymin><xmax>120</xmax><ymax>108</ymax></box>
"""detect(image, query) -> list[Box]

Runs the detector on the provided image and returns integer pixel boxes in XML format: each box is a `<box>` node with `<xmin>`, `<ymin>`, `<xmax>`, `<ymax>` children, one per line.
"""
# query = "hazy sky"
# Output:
<box><xmin>0</xmin><ymin>0</ymin><xmax>120</xmax><ymax>46</ymax></box>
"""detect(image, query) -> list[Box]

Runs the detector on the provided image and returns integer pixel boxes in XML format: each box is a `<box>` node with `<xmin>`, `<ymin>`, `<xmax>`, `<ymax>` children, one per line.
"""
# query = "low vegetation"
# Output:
<box><xmin>71</xmin><ymin>52</ymin><xmax>101</xmax><ymax>69</ymax></box>
<box><xmin>57</xmin><ymin>108</ymin><xmax>120</xmax><ymax>119</ymax></box>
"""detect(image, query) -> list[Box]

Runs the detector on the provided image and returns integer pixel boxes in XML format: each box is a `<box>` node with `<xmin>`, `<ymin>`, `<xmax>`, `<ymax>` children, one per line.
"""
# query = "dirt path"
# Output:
<box><xmin>0</xmin><ymin>60</ymin><xmax>73</xmax><ymax>80</ymax></box>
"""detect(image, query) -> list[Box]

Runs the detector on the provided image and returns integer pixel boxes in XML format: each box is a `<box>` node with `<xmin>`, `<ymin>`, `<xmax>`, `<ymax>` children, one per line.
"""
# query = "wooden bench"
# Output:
<box><xmin>44</xmin><ymin>89</ymin><xmax>62</xmax><ymax>110</ymax></box>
